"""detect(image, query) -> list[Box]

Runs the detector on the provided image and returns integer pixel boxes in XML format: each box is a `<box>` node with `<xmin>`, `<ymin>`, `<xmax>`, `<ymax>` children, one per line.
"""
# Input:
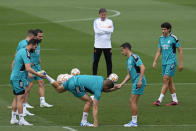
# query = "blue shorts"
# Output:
<box><xmin>162</xmin><ymin>63</ymin><xmax>176</xmax><ymax>77</ymax></box>
<box><xmin>132</xmin><ymin>77</ymin><xmax>146</xmax><ymax>95</ymax></box>
<box><xmin>28</xmin><ymin>64</ymin><xmax>43</xmax><ymax>82</ymax></box>
<box><xmin>10</xmin><ymin>79</ymin><xmax>29</xmax><ymax>95</ymax></box>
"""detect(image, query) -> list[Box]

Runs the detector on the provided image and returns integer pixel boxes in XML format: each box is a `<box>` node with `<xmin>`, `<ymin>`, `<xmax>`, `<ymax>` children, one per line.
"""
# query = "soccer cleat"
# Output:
<box><xmin>166</xmin><ymin>101</ymin><xmax>178</xmax><ymax>106</ymax></box>
<box><xmin>10</xmin><ymin>118</ymin><xmax>19</xmax><ymax>124</ymax></box>
<box><xmin>80</xmin><ymin>121</ymin><xmax>94</xmax><ymax>127</ymax></box>
<box><xmin>40</xmin><ymin>102</ymin><xmax>53</xmax><ymax>108</ymax></box>
<box><xmin>26</xmin><ymin>103</ymin><xmax>34</xmax><ymax>109</ymax></box>
<box><xmin>19</xmin><ymin>119</ymin><xmax>33</xmax><ymax>126</ymax></box>
<box><xmin>23</xmin><ymin>109</ymin><xmax>35</xmax><ymax>116</ymax></box>
<box><xmin>153</xmin><ymin>100</ymin><xmax>161</xmax><ymax>106</ymax></box>
<box><xmin>124</xmin><ymin>121</ymin><xmax>138</xmax><ymax>127</ymax></box>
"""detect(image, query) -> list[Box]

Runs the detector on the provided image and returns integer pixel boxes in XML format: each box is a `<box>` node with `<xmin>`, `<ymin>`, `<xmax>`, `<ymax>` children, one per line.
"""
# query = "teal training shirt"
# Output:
<box><xmin>158</xmin><ymin>33</ymin><xmax>181</xmax><ymax>65</ymax></box>
<box><xmin>10</xmin><ymin>48</ymin><xmax>31</xmax><ymax>80</ymax></box>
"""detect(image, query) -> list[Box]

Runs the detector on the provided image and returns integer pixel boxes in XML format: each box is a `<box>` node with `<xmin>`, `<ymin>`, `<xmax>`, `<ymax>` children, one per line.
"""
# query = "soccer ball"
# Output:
<box><xmin>71</xmin><ymin>68</ymin><xmax>80</xmax><ymax>76</ymax></box>
<box><xmin>109</xmin><ymin>73</ymin><xmax>119</xmax><ymax>82</ymax></box>
<box><xmin>57</xmin><ymin>74</ymin><xmax>72</xmax><ymax>83</ymax></box>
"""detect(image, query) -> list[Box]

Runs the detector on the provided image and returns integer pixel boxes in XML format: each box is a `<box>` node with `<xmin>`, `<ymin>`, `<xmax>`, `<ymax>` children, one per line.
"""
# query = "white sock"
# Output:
<box><xmin>19</xmin><ymin>114</ymin><xmax>24</xmax><ymax>121</ymax></box>
<box><xmin>40</xmin><ymin>97</ymin><xmax>45</xmax><ymax>103</ymax></box>
<box><xmin>171</xmin><ymin>93</ymin><xmax>178</xmax><ymax>102</ymax></box>
<box><xmin>46</xmin><ymin>74</ymin><xmax>55</xmax><ymax>84</ymax></box>
<box><xmin>81</xmin><ymin>112</ymin><xmax>88</xmax><ymax>123</ymax></box>
<box><xmin>132</xmin><ymin>115</ymin><xmax>137</xmax><ymax>123</ymax></box>
<box><xmin>11</xmin><ymin>111</ymin><xmax>17</xmax><ymax>119</ymax></box>
<box><xmin>23</xmin><ymin>103</ymin><xmax>27</xmax><ymax>113</ymax></box>
<box><xmin>158</xmin><ymin>93</ymin><xmax>164</xmax><ymax>103</ymax></box>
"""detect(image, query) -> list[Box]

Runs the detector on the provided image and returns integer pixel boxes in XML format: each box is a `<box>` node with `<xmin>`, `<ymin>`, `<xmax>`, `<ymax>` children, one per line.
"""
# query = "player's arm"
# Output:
<box><xmin>92</xmin><ymin>99</ymin><xmax>99</xmax><ymax>127</ymax></box>
<box><xmin>177</xmin><ymin>47</ymin><xmax>183</xmax><ymax>71</ymax></box>
<box><xmin>45</xmin><ymin>74</ymin><xmax>66</xmax><ymax>93</ymax></box>
<box><xmin>25</xmin><ymin>64</ymin><xmax>45</xmax><ymax>78</ymax></box>
<box><xmin>137</xmin><ymin>64</ymin><xmax>146</xmax><ymax>88</ymax></box>
<box><xmin>117</xmin><ymin>71</ymin><xmax>131</xmax><ymax>89</ymax></box>
<box><xmin>11</xmin><ymin>52</ymin><xmax>17</xmax><ymax>70</ymax></box>
<box><xmin>153</xmin><ymin>48</ymin><xmax>161</xmax><ymax>68</ymax></box>
<box><xmin>100</xmin><ymin>21</ymin><xmax>114</xmax><ymax>33</ymax></box>
<box><xmin>105</xmin><ymin>85</ymin><xmax>120</xmax><ymax>92</ymax></box>
<box><xmin>94</xmin><ymin>20</ymin><xmax>106</xmax><ymax>35</ymax></box>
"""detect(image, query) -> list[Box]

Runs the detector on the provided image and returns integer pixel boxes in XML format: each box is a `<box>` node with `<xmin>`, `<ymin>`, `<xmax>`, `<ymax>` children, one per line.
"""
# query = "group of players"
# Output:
<box><xmin>10</xmin><ymin>13</ymin><xmax>183</xmax><ymax>128</ymax></box>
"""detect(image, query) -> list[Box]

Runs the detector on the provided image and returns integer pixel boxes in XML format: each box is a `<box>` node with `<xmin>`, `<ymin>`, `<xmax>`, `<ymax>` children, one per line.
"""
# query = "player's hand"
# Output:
<box><xmin>152</xmin><ymin>61</ymin><xmax>157</xmax><ymax>68</ymax></box>
<box><xmin>115</xmin><ymin>84</ymin><xmax>122</xmax><ymax>89</ymax></box>
<box><xmin>108</xmin><ymin>25</ymin><xmax>112</xmax><ymax>28</ymax></box>
<box><xmin>136</xmin><ymin>80</ymin><xmax>142</xmax><ymax>89</ymax></box>
<box><xmin>179</xmin><ymin>64</ymin><xmax>183</xmax><ymax>72</ymax></box>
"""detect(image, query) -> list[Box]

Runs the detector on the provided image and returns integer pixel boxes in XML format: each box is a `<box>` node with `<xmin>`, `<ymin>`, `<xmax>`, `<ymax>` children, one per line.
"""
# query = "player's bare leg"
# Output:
<box><xmin>23</xmin><ymin>82</ymin><xmax>34</xmax><ymax>109</ymax></box>
<box><xmin>10</xmin><ymin>96</ymin><xmax>18</xmax><ymax>124</ymax></box>
<box><xmin>38</xmin><ymin>80</ymin><xmax>53</xmax><ymax>108</ymax></box>
<box><xmin>166</xmin><ymin>78</ymin><xmax>178</xmax><ymax>106</ymax></box>
<box><xmin>154</xmin><ymin>75</ymin><xmax>170</xmax><ymax>106</ymax></box>
<box><xmin>124</xmin><ymin>94</ymin><xmax>140</xmax><ymax>127</ymax></box>
<box><xmin>80</xmin><ymin>94</ymin><xmax>94</xmax><ymax>127</ymax></box>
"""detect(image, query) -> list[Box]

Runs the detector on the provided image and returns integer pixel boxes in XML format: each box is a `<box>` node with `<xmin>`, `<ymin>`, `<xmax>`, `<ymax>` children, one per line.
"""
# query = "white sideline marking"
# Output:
<box><xmin>62</xmin><ymin>126</ymin><xmax>77</xmax><ymax>131</ymax></box>
<box><xmin>41</xmin><ymin>48</ymin><xmax>59</xmax><ymax>51</ymax></box>
<box><xmin>183</xmin><ymin>48</ymin><xmax>196</xmax><ymax>50</ymax></box>
<box><xmin>1</xmin><ymin>83</ymin><xmax>196</xmax><ymax>87</ymax></box>
<box><xmin>1</xmin><ymin>124</ymin><xmax>196</xmax><ymax>128</ymax></box>
<box><xmin>0</xmin><ymin>8</ymin><xmax>120</xmax><ymax>26</ymax></box>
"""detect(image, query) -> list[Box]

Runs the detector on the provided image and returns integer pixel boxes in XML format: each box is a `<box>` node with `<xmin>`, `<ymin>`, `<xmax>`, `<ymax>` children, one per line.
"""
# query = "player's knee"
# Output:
<box><xmin>163</xmin><ymin>76</ymin><xmax>169</xmax><ymax>84</ymax></box>
<box><xmin>38</xmin><ymin>80</ymin><xmax>44</xmax><ymax>87</ymax></box>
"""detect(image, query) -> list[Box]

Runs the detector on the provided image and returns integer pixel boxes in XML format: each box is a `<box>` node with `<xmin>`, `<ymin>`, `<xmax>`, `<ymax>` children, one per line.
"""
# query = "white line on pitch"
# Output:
<box><xmin>183</xmin><ymin>48</ymin><xmax>196</xmax><ymax>50</ymax></box>
<box><xmin>62</xmin><ymin>126</ymin><xmax>77</xmax><ymax>131</ymax></box>
<box><xmin>0</xmin><ymin>8</ymin><xmax>120</xmax><ymax>26</ymax></box>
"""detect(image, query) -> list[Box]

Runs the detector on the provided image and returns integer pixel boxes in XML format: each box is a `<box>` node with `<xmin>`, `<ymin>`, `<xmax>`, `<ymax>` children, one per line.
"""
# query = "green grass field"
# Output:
<box><xmin>0</xmin><ymin>0</ymin><xmax>196</xmax><ymax>131</ymax></box>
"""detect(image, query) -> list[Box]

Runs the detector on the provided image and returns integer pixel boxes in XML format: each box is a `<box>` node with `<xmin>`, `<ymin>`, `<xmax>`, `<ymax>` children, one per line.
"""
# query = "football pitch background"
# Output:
<box><xmin>0</xmin><ymin>0</ymin><xmax>196</xmax><ymax>131</ymax></box>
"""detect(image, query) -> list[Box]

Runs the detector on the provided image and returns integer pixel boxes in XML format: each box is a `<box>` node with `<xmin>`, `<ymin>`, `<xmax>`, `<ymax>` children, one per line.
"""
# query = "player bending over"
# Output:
<box><xmin>153</xmin><ymin>22</ymin><xmax>183</xmax><ymax>106</ymax></box>
<box><xmin>45</xmin><ymin>74</ymin><xmax>119</xmax><ymax>127</ymax></box>
<box><xmin>117</xmin><ymin>42</ymin><xmax>147</xmax><ymax>127</ymax></box>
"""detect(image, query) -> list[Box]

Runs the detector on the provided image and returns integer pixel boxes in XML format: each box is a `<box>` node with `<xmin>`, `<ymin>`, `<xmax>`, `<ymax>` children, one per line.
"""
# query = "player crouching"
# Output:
<box><xmin>45</xmin><ymin>74</ymin><xmax>119</xmax><ymax>127</ymax></box>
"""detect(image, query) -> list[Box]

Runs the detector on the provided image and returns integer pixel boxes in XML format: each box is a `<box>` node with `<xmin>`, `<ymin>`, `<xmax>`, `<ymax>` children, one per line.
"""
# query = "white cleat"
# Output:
<box><xmin>40</xmin><ymin>102</ymin><xmax>53</xmax><ymax>108</ymax></box>
<box><xmin>80</xmin><ymin>121</ymin><xmax>94</xmax><ymax>127</ymax></box>
<box><xmin>19</xmin><ymin>119</ymin><xmax>33</xmax><ymax>126</ymax></box>
<box><xmin>10</xmin><ymin>118</ymin><xmax>19</xmax><ymax>124</ymax></box>
<box><xmin>26</xmin><ymin>103</ymin><xmax>34</xmax><ymax>109</ymax></box>
<box><xmin>23</xmin><ymin>110</ymin><xmax>35</xmax><ymax>116</ymax></box>
<box><xmin>124</xmin><ymin>121</ymin><xmax>138</xmax><ymax>127</ymax></box>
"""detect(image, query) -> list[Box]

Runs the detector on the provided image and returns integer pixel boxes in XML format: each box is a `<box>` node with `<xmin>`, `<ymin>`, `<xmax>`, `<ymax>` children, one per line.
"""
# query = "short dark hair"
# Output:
<box><xmin>28</xmin><ymin>39</ymin><xmax>38</xmax><ymax>45</ymax></box>
<box><xmin>27</xmin><ymin>29</ymin><xmax>36</xmax><ymax>36</ymax></box>
<box><xmin>99</xmin><ymin>8</ymin><xmax>107</xmax><ymax>14</ymax></box>
<box><xmin>161</xmin><ymin>22</ymin><xmax>172</xmax><ymax>31</ymax></box>
<box><xmin>120</xmin><ymin>42</ymin><xmax>132</xmax><ymax>50</ymax></box>
<box><xmin>104</xmin><ymin>80</ymin><xmax>114</xmax><ymax>89</ymax></box>
<box><xmin>34</xmin><ymin>29</ymin><xmax>43</xmax><ymax>35</ymax></box>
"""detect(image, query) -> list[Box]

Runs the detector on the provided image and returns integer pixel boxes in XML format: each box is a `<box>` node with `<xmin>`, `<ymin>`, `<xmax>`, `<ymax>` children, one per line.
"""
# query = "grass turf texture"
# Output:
<box><xmin>0</xmin><ymin>0</ymin><xmax>196</xmax><ymax>131</ymax></box>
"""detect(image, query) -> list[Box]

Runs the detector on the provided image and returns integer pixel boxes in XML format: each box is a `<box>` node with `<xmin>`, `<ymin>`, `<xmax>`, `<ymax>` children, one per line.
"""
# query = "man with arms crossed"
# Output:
<box><xmin>45</xmin><ymin>74</ymin><xmax>119</xmax><ymax>127</ymax></box>
<box><xmin>117</xmin><ymin>43</ymin><xmax>146</xmax><ymax>127</ymax></box>
<box><xmin>10</xmin><ymin>39</ymin><xmax>45</xmax><ymax>125</ymax></box>
<box><xmin>153</xmin><ymin>22</ymin><xmax>183</xmax><ymax>106</ymax></box>
<box><xmin>93</xmin><ymin>8</ymin><xmax>114</xmax><ymax>78</ymax></box>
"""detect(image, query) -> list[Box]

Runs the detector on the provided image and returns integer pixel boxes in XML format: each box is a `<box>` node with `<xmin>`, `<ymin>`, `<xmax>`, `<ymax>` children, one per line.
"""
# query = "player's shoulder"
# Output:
<box><xmin>170</xmin><ymin>33</ymin><xmax>179</xmax><ymax>42</ymax></box>
<box><xmin>94</xmin><ymin>18</ymin><xmax>100</xmax><ymax>22</ymax></box>
<box><xmin>106</xmin><ymin>18</ymin><xmax>113</xmax><ymax>22</ymax></box>
<box><xmin>131</xmin><ymin>53</ymin><xmax>140</xmax><ymax>60</ymax></box>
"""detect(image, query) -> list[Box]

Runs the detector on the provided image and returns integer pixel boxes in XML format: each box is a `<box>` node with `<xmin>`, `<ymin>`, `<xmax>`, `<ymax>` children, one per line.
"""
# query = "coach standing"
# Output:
<box><xmin>93</xmin><ymin>8</ymin><xmax>114</xmax><ymax>78</ymax></box>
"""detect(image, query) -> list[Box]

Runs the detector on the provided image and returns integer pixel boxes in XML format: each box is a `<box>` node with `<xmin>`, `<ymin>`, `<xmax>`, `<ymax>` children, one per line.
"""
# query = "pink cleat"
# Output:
<box><xmin>153</xmin><ymin>100</ymin><xmax>161</xmax><ymax>106</ymax></box>
<box><xmin>166</xmin><ymin>101</ymin><xmax>178</xmax><ymax>106</ymax></box>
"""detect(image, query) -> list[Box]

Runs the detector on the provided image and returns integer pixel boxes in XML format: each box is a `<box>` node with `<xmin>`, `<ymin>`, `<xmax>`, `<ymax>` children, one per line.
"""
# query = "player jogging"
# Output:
<box><xmin>10</xmin><ymin>39</ymin><xmax>45</xmax><ymax>126</ymax></box>
<box><xmin>153</xmin><ymin>22</ymin><xmax>183</xmax><ymax>106</ymax></box>
<box><xmin>117</xmin><ymin>42</ymin><xmax>147</xmax><ymax>127</ymax></box>
<box><xmin>45</xmin><ymin>74</ymin><xmax>119</xmax><ymax>127</ymax></box>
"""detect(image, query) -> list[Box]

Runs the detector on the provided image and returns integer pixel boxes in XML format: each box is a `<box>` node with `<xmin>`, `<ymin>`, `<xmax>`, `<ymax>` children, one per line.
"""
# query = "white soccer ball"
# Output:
<box><xmin>57</xmin><ymin>74</ymin><xmax>72</xmax><ymax>83</ymax></box>
<box><xmin>71</xmin><ymin>68</ymin><xmax>80</xmax><ymax>76</ymax></box>
<box><xmin>109</xmin><ymin>73</ymin><xmax>119</xmax><ymax>82</ymax></box>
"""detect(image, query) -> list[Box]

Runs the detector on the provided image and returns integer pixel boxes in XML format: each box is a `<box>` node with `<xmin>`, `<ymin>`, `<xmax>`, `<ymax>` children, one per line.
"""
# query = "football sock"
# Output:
<box><xmin>81</xmin><ymin>112</ymin><xmax>88</xmax><ymax>123</ymax></box>
<box><xmin>171</xmin><ymin>93</ymin><xmax>178</xmax><ymax>102</ymax></box>
<box><xmin>11</xmin><ymin>111</ymin><xmax>17</xmax><ymax>119</ymax></box>
<box><xmin>40</xmin><ymin>97</ymin><xmax>45</xmax><ymax>103</ymax></box>
<box><xmin>132</xmin><ymin>115</ymin><xmax>137</xmax><ymax>123</ymax></box>
<box><xmin>158</xmin><ymin>93</ymin><xmax>164</xmax><ymax>103</ymax></box>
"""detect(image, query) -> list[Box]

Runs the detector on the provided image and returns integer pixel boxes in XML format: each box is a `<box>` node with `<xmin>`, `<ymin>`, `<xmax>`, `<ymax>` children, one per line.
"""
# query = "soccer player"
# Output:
<box><xmin>93</xmin><ymin>8</ymin><xmax>114</xmax><ymax>78</ymax></box>
<box><xmin>117</xmin><ymin>43</ymin><xmax>147</xmax><ymax>127</ymax></box>
<box><xmin>45</xmin><ymin>74</ymin><xmax>119</xmax><ymax>127</ymax></box>
<box><xmin>10</xmin><ymin>39</ymin><xmax>45</xmax><ymax>126</ymax></box>
<box><xmin>153</xmin><ymin>22</ymin><xmax>183</xmax><ymax>106</ymax></box>
<box><xmin>26</xmin><ymin>29</ymin><xmax>53</xmax><ymax>108</ymax></box>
